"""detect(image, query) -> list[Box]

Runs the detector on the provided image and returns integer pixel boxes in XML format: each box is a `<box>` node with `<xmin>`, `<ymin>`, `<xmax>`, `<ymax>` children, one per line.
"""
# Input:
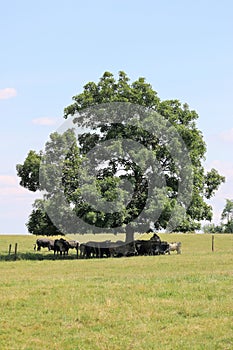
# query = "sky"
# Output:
<box><xmin>0</xmin><ymin>0</ymin><xmax>233</xmax><ymax>233</ymax></box>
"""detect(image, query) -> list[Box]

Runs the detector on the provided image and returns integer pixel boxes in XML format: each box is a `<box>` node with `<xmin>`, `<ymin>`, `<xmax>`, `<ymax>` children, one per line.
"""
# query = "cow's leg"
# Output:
<box><xmin>79</xmin><ymin>246</ymin><xmax>83</xmax><ymax>258</ymax></box>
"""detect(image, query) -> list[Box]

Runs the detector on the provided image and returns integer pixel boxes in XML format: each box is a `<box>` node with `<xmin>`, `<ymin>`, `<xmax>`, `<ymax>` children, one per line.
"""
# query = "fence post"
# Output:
<box><xmin>14</xmin><ymin>243</ymin><xmax>18</xmax><ymax>260</ymax></box>
<box><xmin>212</xmin><ymin>235</ymin><xmax>214</xmax><ymax>252</ymax></box>
<box><xmin>8</xmin><ymin>244</ymin><xmax>12</xmax><ymax>256</ymax></box>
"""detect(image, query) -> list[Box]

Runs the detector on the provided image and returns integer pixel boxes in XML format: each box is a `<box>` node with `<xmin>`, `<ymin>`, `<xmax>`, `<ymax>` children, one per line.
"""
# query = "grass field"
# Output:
<box><xmin>0</xmin><ymin>234</ymin><xmax>232</xmax><ymax>350</ymax></box>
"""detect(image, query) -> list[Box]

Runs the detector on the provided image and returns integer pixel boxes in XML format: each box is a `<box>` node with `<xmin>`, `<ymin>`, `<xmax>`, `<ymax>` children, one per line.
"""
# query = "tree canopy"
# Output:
<box><xmin>16</xmin><ymin>71</ymin><xmax>225</xmax><ymax>240</ymax></box>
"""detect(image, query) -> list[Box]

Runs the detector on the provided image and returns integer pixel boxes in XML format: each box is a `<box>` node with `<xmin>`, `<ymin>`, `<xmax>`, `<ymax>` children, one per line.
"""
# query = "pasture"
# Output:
<box><xmin>0</xmin><ymin>233</ymin><xmax>232</xmax><ymax>350</ymax></box>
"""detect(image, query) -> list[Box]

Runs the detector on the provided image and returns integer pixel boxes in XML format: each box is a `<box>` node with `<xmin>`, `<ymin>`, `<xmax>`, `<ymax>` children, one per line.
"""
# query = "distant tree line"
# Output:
<box><xmin>202</xmin><ymin>199</ymin><xmax>233</xmax><ymax>233</ymax></box>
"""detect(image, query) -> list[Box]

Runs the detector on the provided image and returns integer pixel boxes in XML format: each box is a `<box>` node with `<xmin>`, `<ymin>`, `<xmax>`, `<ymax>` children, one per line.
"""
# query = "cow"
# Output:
<box><xmin>135</xmin><ymin>240</ymin><xmax>154</xmax><ymax>255</ymax></box>
<box><xmin>79</xmin><ymin>243</ymin><xmax>92</xmax><ymax>259</ymax></box>
<box><xmin>109</xmin><ymin>241</ymin><xmax>137</xmax><ymax>257</ymax></box>
<box><xmin>54</xmin><ymin>238</ymin><xmax>70</xmax><ymax>256</ymax></box>
<box><xmin>67</xmin><ymin>240</ymin><xmax>80</xmax><ymax>257</ymax></box>
<box><xmin>158</xmin><ymin>241</ymin><xmax>170</xmax><ymax>254</ymax></box>
<box><xmin>34</xmin><ymin>238</ymin><xmax>55</xmax><ymax>251</ymax></box>
<box><xmin>135</xmin><ymin>240</ymin><xmax>161</xmax><ymax>255</ymax></box>
<box><xmin>79</xmin><ymin>241</ymin><xmax>111</xmax><ymax>259</ymax></box>
<box><xmin>167</xmin><ymin>242</ymin><xmax>182</xmax><ymax>254</ymax></box>
<box><xmin>150</xmin><ymin>233</ymin><xmax>161</xmax><ymax>243</ymax></box>
<box><xmin>135</xmin><ymin>239</ymin><xmax>169</xmax><ymax>256</ymax></box>
<box><xmin>93</xmin><ymin>241</ymin><xmax>111</xmax><ymax>258</ymax></box>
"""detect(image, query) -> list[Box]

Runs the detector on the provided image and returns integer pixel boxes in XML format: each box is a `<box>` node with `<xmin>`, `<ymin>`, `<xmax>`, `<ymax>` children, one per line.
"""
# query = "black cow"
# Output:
<box><xmin>109</xmin><ymin>241</ymin><xmax>137</xmax><ymax>257</ymax></box>
<box><xmin>79</xmin><ymin>241</ymin><xmax>111</xmax><ymax>259</ymax></box>
<box><xmin>79</xmin><ymin>243</ymin><xmax>94</xmax><ymax>259</ymax></box>
<box><xmin>150</xmin><ymin>233</ymin><xmax>161</xmax><ymax>243</ymax></box>
<box><xmin>34</xmin><ymin>238</ymin><xmax>54</xmax><ymax>251</ymax></box>
<box><xmin>156</xmin><ymin>241</ymin><xmax>170</xmax><ymax>254</ymax></box>
<box><xmin>135</xmin><ymin>239</ymin><xmax>169</xmax><ymax>256</ymax></box>
<box><xmin>67</xmin><ymin>240</ymin><xmax>80</xmax><ymax>257</ymax></box>
<box><xmin>54</xmin><ymin>238</ymin><xmax>70</xmax><ymax>256</ymax></box>
<box><xmin>135</xmin><ymin>240</ymin><xmax>159</xmax><ymax>255</ymax></box>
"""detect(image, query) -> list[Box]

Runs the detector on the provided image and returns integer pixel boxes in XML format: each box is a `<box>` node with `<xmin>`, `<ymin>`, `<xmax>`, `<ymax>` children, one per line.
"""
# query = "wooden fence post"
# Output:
<box><xmin>212</xmin><ymin>235</ymin><xmax>214</xmax><ymax>252</ymax></box>
<box><xmin>14</xmin><ymin>243</ymin><xmax>18</xmax><ymax>260</ymax></box>
<box><xmin>8</xmin><ymin>244</ymin><xmax>12</xmax><ymax>256</ymax></box>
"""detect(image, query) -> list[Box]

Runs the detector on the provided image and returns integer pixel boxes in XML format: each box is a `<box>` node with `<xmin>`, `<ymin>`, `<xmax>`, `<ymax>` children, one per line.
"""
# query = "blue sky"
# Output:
<box><xmin>0</xmin><ymin>0</ymin><xmax>233</xmax><ymax>233</ymax></box>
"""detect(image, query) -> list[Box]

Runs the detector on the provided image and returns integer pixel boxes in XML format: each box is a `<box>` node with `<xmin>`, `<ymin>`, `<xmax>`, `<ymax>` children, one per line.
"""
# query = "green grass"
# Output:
<box><xmin>0</xmin><ymin>234</ymin><xmax>233</xmax><ymax>349</ymax></box>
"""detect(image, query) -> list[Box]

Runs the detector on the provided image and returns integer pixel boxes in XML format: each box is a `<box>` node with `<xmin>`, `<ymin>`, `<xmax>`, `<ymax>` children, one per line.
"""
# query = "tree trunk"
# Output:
<box><xmin>125</xmin><ymin>226</ymin><xmax>134</xmax><ymax>243</ymax></box>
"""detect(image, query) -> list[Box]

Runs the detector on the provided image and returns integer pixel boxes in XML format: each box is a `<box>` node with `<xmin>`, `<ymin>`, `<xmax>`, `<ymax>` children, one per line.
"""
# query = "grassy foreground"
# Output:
<box><xmin>0</xmin><ymin>234</ymin><xmax>232</xmax><ymax>350</ymax></box>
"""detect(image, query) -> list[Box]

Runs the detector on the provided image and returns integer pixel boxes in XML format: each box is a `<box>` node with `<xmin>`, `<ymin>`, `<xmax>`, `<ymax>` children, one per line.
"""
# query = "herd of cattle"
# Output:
<box><xmin>34</xmin><ymin>234</ymin><xmax>181</xmax><ymax>258</ymax></box>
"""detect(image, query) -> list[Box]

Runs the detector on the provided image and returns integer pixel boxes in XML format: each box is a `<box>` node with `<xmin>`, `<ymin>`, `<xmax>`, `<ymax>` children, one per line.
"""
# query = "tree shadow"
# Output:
<box><xmin>0</xmin><ymin>252</ymin><xmax>79</xmax><ymax>261</ymax></box>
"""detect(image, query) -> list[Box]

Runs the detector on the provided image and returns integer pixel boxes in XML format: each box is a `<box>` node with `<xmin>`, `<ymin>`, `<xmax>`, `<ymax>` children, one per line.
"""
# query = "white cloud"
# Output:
<box><xmin>0</xmin><ymin>175</ymin><xmax>17</xmax><ymax>186</ymax></box>
<box><xmin>32</xmin><ymin>117</ymin><xmax>59</xmax><ymax>126</ymax></box>
<box><xmin>0</xmin><ymin>88</ymin><xmax>17</xmax><ymax>100</ymax></box>
<box><xmin>0</xmin><ymin>175</ymin><xmax>39</xmax><ymax>197</ymax></box>
<box><xmin>0</xmin><ymin>175</ymin><xmax>26</xmax><ymax>196</ymax></box>
<box><xmin>0</xmin><ymin>174</ymin><xmax>41</xmax><ymax>233</ymax></box>
<box><xmin>0</xmin><ymin>186</ymin><xmax>29</xmax><ymax>196</ymax></box>
<box><xmin>219</xmin><ymin>128</ymin><xmax>233</xmax><ymax>143</ymax></box>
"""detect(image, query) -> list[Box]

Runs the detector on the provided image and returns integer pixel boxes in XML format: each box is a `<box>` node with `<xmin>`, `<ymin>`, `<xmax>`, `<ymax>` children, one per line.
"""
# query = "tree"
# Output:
<box><xmin>17</xmin><ymin>129</ymin><xmax>82</xmax><ymax>235</ymax></box>
<box><xmin>17</xmin><ymin>71</ymin><xmax>225</xmax><ymax>241</ymax></box>
<box><xmin>16</xmin><ymin>150</ymin><xmax>41</xmax><ymax>191</ymax></box>
<box><xmin>221</xmin><ymin>199</ymin><xmax>233</xmax><ymax>223</ymax></box>
<box><xmin>221</xmin><ymin>199</ymin><xmax>233</xmax><ymax>233</ymax></box>
<box><xmin>202</xmin><ymin>223</ymin><xmax>223</xmax><ymax>233</ymax></box>
<box><xmin>26</xmin><ymin>200</ymin><xmax>63</xmax><ymax>236</ymax></box>
<box><xmin>202</xmin><ymin>199</ymin><xmax>233</xmax><ymax>234</ymax></box>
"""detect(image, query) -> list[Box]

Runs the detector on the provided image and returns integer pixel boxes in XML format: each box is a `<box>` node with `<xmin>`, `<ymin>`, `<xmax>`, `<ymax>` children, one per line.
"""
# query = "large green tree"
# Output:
<box><xmin>17</xmin><ymin>71</ymin><xmax>225</xmax><ymax>240</ymax></box>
